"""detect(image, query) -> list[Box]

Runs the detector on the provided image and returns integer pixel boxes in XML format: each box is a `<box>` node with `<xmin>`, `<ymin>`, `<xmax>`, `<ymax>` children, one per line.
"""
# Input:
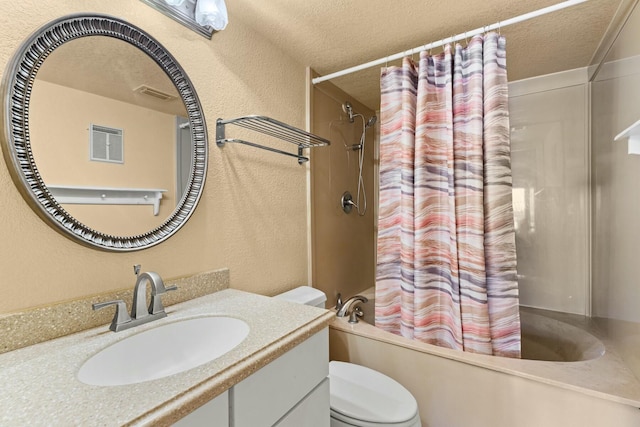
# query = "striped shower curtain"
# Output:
<box><xmin>375</xmin><ymin>33</ymin><xmax>521</xmax><ymax>358</ymax></box>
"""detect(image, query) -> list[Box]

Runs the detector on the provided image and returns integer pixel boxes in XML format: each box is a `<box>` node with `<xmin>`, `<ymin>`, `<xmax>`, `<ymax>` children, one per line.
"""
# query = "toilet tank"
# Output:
<box><xmin>274</xmin><ymin>286</ymin><xmax>327</xmax><ymax>308</ymax></box>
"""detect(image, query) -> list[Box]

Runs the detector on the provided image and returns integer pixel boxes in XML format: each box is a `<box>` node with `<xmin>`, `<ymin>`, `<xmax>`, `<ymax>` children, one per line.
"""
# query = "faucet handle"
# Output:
<box><xmin>93</xmin><ymin>300</ymin><xmax>132</xmax><ymax>332</ymax></box>
<box><xmin>133</xmin><ymin>264</ymin><xmax>141</xmax><ymax>276</ymax></box>
<box><xmin>335</xmin><ymin>293</ymin><xmax>343</xmax><ymax>311</ymax></box>
<box><xmin>154</xmin><ymin>277</ymin><xmax>178</xmax><ymax>295</ymax></box>
<box><xmin>349</xmin><ymin>306</ymin><xmax>364</xmax><ymax>324</ymax></box>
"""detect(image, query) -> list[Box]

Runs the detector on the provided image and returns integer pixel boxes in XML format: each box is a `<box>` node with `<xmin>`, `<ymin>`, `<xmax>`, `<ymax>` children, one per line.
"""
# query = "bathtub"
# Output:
<box><xmin>357</xmin><ymin>288</ymin><xmax>604</xmax><ymax>362</ymax></box>
<box><xmin>329</xmin><ymin>287</ymin><xmax>640</xmax><ymax>427</ymax></box>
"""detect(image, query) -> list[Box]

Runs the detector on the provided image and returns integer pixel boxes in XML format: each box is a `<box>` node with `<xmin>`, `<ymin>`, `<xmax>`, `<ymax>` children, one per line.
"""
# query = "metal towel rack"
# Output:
<box><xmin>216</xmin><ymin>116</ymin><xmax>330</xmax><ymax>164</ymax></box>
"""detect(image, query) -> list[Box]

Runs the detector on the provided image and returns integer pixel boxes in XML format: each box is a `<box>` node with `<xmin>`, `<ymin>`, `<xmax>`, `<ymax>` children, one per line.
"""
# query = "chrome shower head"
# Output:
<box><xmin>342</xmin><ymin>101</ymin><xmax>354</xmax><ymax>123</ymax></box>
<box><xmin>366</xmin><ymin>115</ymin><xmax>377</xmax><ymax>128</ymax></box>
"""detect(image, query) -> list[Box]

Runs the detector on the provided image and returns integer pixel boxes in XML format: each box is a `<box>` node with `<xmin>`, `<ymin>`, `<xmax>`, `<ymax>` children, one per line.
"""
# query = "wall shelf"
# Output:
<box><xmin>614</xmin><ymin>119</ymin><xmax>640</xmax><ymax>155</ymax></box>
<box><xmin>216</xmin><ymin>115</ymin><xmax>330</xmax><ymax>164</ymax></box>
<box><xmin>47</xmin><ymin>185</ymin><xmax>167</xmax><ymax>215</ymax></box>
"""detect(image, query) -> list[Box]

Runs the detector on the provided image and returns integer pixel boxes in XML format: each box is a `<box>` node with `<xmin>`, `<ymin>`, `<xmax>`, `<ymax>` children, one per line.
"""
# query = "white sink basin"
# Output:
<box><xmin>77</xmin><ymin>316</ymin><xmax>250</xmax><ymax>386</ymax></box>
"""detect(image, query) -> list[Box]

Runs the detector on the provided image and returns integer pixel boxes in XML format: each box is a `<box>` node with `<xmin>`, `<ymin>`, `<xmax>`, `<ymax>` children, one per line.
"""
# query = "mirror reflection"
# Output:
<box><xmin>29</xmin><ymin>36</ymin><xmax>192</xmax><ymax>237</ymax></box>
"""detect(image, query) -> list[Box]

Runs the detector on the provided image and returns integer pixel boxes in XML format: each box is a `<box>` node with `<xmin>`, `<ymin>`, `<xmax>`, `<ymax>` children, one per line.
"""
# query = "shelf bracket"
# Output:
<box><xmin>614</xmin><ymin>119</ymin><xmax>640</xmax><ymax>155</ymax></box>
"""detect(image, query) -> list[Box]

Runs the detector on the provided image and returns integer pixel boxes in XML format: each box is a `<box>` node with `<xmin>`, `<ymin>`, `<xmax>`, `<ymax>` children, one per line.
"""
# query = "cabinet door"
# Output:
<box><xmin>232</xmin><ymin>329</ymin><xmax>329</xmax><ymax>427</ymax></box>
<box><xmin>274</xmin><ymin>378</ymin><xmax>330</xmax><ymax>427</ymax></box>
<box><xmin>173</xmin><ymin>391</ymin><xmax>228</xmax><ymax>427</ymax></box>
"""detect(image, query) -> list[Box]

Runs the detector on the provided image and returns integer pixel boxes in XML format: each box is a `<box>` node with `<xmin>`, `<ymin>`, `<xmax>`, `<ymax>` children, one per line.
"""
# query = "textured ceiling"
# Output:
<box><xmin>36</xmin><ymin>1</ymin><xmax>627</xmax><ymax>113</ymax></box>
<box><xmin>228</xmin><ymin>0</ymin><xmax>625</xmax><ymax>110</ymax></box>
<box><xmin>36</xmin><ymin>36</ymin><xmax>186</xmax><ymax>116</ymax></box>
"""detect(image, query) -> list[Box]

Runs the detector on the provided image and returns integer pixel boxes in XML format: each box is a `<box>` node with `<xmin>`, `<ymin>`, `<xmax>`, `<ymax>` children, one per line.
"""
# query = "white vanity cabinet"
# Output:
<box><xmin>273</xmin><ymin>378</ymin><xmax>330</xmax><ymax>427</ymax></box>
<box><xmin>173</xmin><ymin>391</ymin><xmax>229</xmax><ymax>427</ymax></box>
<box><xmin>174</xmin><ymin>328</ymin><xmax>329</xmax><ymax>427</ymax></box>
<box><xmin>232</xmin><ymin>329</ymin><xmax>329</xmax><ymax>427</ymax></box>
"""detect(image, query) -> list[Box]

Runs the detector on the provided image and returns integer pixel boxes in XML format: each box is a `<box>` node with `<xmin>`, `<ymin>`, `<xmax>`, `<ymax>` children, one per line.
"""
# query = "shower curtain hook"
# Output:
<box><xmin>498</xmin><ymin>21</ymin><xmax>502</xmax><ymax>35</ymax></box>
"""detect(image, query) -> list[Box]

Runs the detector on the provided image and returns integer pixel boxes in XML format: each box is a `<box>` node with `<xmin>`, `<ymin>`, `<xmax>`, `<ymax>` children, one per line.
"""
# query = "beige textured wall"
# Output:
<box><xmin>310</xmin><ymin>81</ymin><xmax>376</xmax><ymax>306</ymax></box>
<box><xmin>30</xmin><ymin>80</ymin><xmax>176</xmax><ymax>235</ymax></box>
<box><xmin>591</xmin><ymin>2</ymin><xmax>640</xmax><ymax>379</ymax></box>
<box><xmin>0</xmin><ymin>0</ymin><xmax>308</xmax><ymax>313</ymax></box>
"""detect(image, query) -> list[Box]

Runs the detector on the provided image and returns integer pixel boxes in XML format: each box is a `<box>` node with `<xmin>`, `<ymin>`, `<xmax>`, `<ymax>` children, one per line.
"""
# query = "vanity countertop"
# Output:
<box><xmin>0</xmin><ymin>289</ymin><xmax>334</xmax><ymax>426</ymax></box>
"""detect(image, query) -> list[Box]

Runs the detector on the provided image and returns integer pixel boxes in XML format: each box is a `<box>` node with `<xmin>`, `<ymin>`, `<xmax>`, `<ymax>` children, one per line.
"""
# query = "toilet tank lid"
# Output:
<box><xmin>274</xmin><ymin>286</ymin><xmax>326</xmax><ymax>306</ymax></box>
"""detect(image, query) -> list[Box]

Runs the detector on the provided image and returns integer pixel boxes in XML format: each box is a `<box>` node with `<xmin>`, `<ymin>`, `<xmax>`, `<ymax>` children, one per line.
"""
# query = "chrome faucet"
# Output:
<box><xmin>93</xmin><ymin>265</ymin><xmax>177</xmax><ymax>332</ymax></box>
<box><xmin>131</xmin><ymin>264</ymin><xmax>176</xmax><ymax>318</ymax></box>
<box><xmin>335</xmin><ymin>294</ymin><xmax>368</xmax><ymax>324</ymax></box>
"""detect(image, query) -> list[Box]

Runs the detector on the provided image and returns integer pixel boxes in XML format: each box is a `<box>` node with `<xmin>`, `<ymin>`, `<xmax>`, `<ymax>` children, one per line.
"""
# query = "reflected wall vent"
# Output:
<box><xmin>134</xmin><ymin>85</ymin><xmax>176</xmax><ymax>101</ymax></box>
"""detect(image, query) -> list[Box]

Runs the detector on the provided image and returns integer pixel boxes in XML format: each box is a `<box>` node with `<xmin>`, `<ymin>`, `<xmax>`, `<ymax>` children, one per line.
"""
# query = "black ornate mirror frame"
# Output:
<box><xmin>0</xmin><ymin>14</ymin><xmax>208</xmax><ymax>251</ymax></box>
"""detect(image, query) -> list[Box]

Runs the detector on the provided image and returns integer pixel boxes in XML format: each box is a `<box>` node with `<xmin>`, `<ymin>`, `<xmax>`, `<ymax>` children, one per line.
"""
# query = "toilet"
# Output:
<box><xmin>274</xmin><ymin>287</ymin><xmax>422</xmax><ymax>427</ymax></box>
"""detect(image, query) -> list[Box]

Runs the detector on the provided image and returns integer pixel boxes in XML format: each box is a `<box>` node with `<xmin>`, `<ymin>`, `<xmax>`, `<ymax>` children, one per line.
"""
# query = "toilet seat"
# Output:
<box><xmin>330</xmin><ymin>409</ymin><xmax>421</xmax><ymax>427</ymax></box>
<box><xmin>329</xmin><ymin>361</ymin><xmax>420</xmax><ymax>427</ymax></box>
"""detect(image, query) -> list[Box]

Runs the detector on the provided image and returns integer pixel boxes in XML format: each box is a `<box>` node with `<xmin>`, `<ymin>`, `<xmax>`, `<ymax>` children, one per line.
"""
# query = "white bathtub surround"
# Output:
<box><xmin>591</xmin><ymin>3</ymin><xmax>640</xmax><ymax>381</ymax></box>
<box><xmin>0</xmin><ymin>289</ymin><xmax>333</xmax><ymax>426</ymax></box>
<box><xmin>508</xmin><ymin>68</ymin><xmax>590</xmax><ymax>316</ymax></box>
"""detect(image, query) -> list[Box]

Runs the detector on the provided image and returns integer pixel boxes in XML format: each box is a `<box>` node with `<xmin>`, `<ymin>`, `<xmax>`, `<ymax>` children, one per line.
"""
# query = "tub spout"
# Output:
<box><xmin>336</xmin><ymin>295</ymin><xmax>368</xmax><ymax>318</ymax></box>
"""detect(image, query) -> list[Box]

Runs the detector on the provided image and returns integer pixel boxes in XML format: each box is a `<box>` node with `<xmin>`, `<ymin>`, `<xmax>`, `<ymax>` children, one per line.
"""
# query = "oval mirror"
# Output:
<box><xmin>1</xmin><ymin>14</ymin><xmax>208</xmax><ymax>251</ymax></box>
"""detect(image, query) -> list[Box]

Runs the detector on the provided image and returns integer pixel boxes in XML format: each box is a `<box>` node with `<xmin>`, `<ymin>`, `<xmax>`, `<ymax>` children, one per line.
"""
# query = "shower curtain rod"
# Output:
<box><xmin>311</xmin><ymin>0</ymin><xmax>589</xmax><ymax>85</ymax></box>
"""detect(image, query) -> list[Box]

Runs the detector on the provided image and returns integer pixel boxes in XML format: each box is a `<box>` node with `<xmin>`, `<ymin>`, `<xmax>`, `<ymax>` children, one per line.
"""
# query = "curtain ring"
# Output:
<box><xmin>498</xmin><ymin>21</ymin><xmax>502</xmax><ymax>36</ymax></box>
<box><xmin>464</xmin><ymin>31</ymin><xmax>469</xmax><ymax>46</ymax></box>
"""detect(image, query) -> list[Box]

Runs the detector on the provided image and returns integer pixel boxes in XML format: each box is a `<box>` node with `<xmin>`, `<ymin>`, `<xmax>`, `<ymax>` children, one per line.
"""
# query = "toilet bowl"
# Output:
<box><xmin>330</xmin><ymin>361</ymin><xmax>421</xmax><ymax>427</ymax></box>
<box><xmin>274</xmin><ymin>287</ymin><xmax>422</xmax><ymax>427</ymax></box>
